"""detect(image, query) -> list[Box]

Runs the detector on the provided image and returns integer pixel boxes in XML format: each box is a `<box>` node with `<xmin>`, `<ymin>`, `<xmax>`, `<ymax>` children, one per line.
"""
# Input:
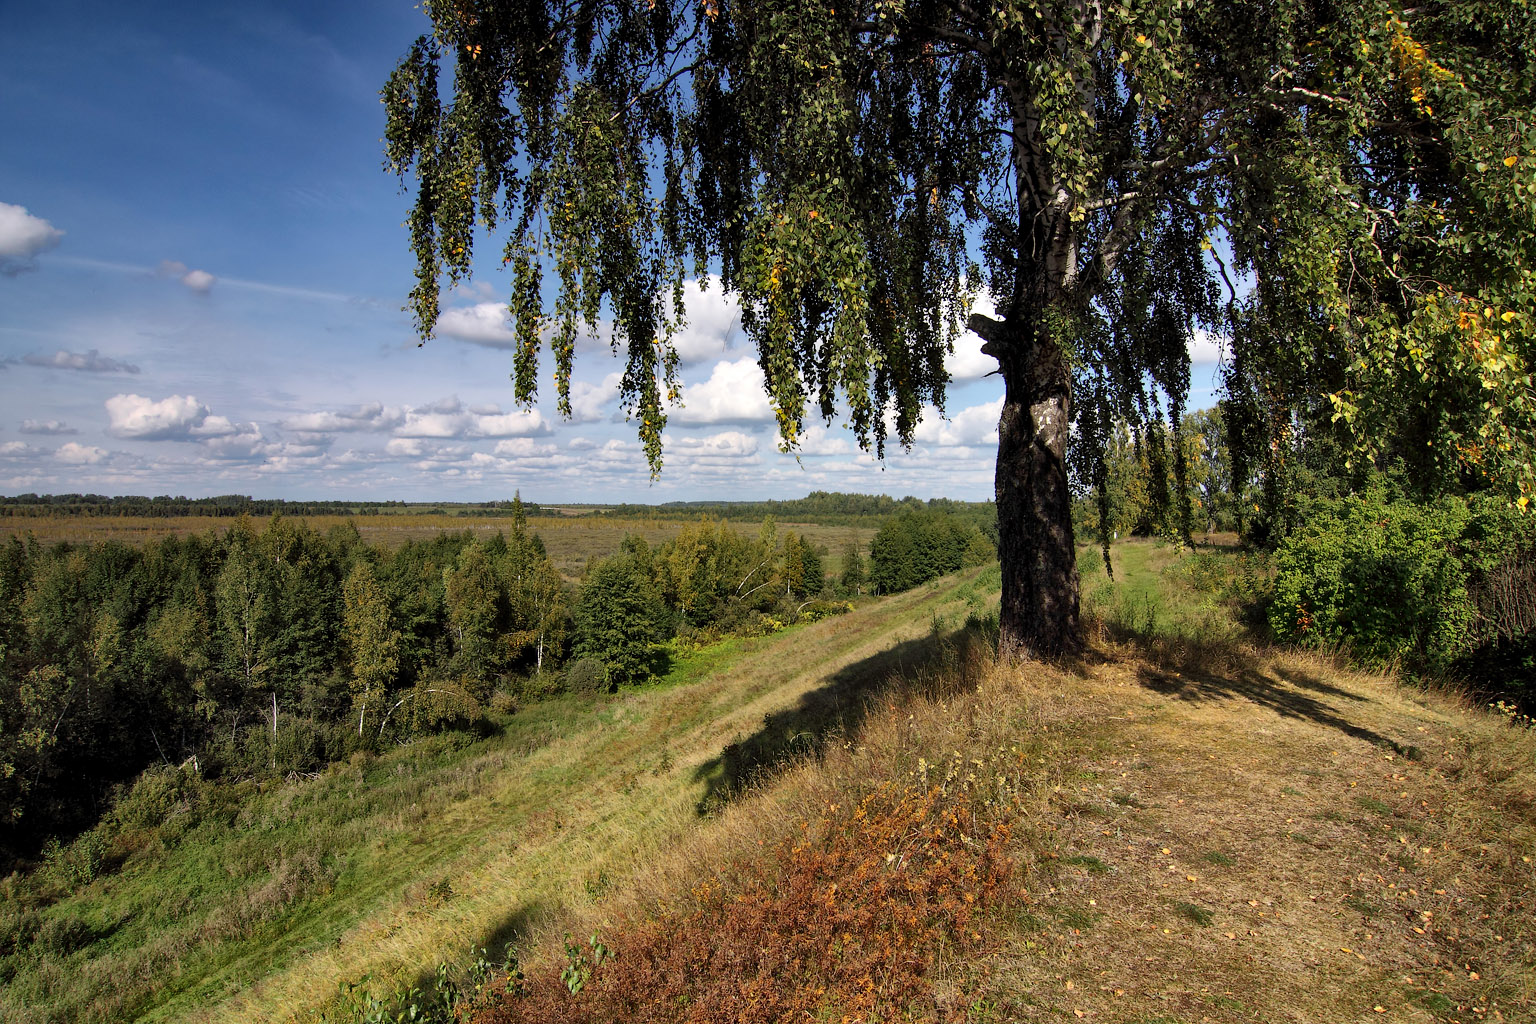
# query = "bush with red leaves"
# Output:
<box><xmin>471</xmin><ymin>783</ymin><xmax>1018</xmax><ymax>1024</ymax></box>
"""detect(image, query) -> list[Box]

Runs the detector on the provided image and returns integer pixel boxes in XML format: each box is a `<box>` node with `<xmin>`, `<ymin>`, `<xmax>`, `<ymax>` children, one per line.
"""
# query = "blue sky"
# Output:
<box><xmin>0</xmin><ymin>1</ymin><xmax>1223</xmax><ymax>504</ymax></box>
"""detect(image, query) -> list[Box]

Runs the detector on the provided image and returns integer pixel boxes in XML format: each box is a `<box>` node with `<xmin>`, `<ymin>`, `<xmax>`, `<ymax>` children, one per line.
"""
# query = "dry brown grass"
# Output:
<box><xmin>465</xmin><ymin>630</ymin><xmax>1535</xmax><ymax>1024</ymax></box>
<box><xmin>948</xmin><ymin>639</ymin><xmax>1536</xmax><ymax>1023</ymax></box>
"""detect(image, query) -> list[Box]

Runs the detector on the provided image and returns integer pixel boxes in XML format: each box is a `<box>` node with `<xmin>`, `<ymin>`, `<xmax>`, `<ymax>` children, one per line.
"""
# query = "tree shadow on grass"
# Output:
<box><xmin>388</xmin><ymin>899</ymin><xmax>549</xmax><ymax>1013</ymax></box>
<box><xmin>1135</xmin><ymin>660</ymin><xmax>1391</xmax><ymax>749</ymax></box>
<box><xmin>691</xmin><ymin>623</ymin><xmax>995</xmax><ymax>815</ymax></box>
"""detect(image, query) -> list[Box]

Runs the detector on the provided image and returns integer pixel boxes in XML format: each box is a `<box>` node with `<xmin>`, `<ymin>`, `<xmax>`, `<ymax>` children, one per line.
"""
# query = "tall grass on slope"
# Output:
<box><xmin>441</xmin><ymin>544</ymin><xmax>1534</xmax><ymax>1024</ymax></box>
<box><xmin>457</xmin><ymin>628</ymin><xmax>1096</xmax><ymax>1023</ymax></box>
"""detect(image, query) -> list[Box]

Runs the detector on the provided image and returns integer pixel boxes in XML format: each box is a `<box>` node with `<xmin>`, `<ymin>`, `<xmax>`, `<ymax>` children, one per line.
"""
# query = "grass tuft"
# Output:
<box><xmin>1174</xmin><ymin>901</ymin><xmax>1215</xmax><ymax>927</ymax></box>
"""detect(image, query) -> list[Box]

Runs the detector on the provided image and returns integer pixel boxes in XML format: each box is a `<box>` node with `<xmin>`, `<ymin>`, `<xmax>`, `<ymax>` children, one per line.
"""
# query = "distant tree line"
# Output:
<box><xmin>0</xmin><ymin>493</ymin><xmax>549</xmax><ymax>519</ymax></box>
<box><xmin>592</xmin><ymin>491</ymin><xmax>999</xmax><ymax>529</ymax></box>
<box><xmin>0</xmin><ymin>491</ymin><xmax>999</xmax><ymax>528</ymax></box>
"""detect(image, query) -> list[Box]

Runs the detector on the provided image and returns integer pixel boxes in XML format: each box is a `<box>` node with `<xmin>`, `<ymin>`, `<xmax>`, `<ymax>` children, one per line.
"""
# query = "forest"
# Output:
<box><xmin>1076</xmin><ymin>407</ymin><xmax>1536</xmax><ymax>691</ymax></box>
<box><xmin>0</xmin><ymin>495</ymin><xmax>995</xmax><ymax>866</ymax></box>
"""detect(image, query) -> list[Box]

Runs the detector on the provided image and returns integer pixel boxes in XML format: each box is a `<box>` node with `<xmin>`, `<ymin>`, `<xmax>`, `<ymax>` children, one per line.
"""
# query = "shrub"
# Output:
<box><xmin>1270</xmin><ymin>495</ymin><xmax>1476</xmax><ymax>667</ymax></box>
<box><xmin>403</xmin><ymin>682</ymin><xmax>489</xmax><ymax>736</ymax></box>
<box><xmin>273</xmin><ymin>718</ymin><xmax>329</xmax><ymax>775</ymax></box>
<box><xmin>797</xmin><ymin>599</ymin><xmax>853</xmax><ymax>623</ymax></box>
<box><xmin>470</xmin><ymin>782</ymin><xmax>1017</xmax><ymax>1024</ymax></box>
<box><xmin>564</xmin><ymin>657</ymin><xmax>608</xmax><ymax>695</ymax></box>
<box><xmin>1270</xmin><ymin>493</ymin><xmax>1536</xmax><ymax>690</ymax></box>
<box><xmin>38</xmin><ymin>830</ymin><xmax>110</xmax><ymax>893</ymax></box>
<box><xmin>110</xmin><ymin>763</ymin><xmax>202</xmax><ymax>833</ymax></box>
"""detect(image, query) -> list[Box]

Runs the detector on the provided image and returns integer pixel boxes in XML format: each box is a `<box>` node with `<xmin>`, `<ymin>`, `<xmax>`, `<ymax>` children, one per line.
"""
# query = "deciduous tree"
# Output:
<box><xmin>342</xmin><ymin>561</ymin><xmax>401</xmax><ymax>736</ymax></box>
<box><xmin>385</xmin><ymin>0</ymin><xmax>1535</xmax><ymax>656</ymax></box>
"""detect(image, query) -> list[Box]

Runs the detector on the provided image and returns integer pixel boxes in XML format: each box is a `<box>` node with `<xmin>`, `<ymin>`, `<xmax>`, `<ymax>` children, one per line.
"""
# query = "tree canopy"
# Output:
<box><xmin>384</xmin><ymin>0</ymin><xmax>1536</xmax><ymax>656</ymax></box>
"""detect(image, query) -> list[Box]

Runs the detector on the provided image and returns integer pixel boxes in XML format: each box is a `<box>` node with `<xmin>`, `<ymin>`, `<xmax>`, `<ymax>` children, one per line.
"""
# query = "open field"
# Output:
<box><xmin>0</xmin><ymin>513</ymin><xmax>876</xmax><ymax>579</ymax></box>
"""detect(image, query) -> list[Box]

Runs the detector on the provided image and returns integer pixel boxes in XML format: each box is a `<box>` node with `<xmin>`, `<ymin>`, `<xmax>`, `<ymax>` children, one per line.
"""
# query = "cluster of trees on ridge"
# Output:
<box><xmin>0</xmin><ymin>498</ymin><xmax>995</xmax><ymax>866</ymax></box>
<box><xmin>1074</xmin><ymin>403</ymin><xmax>1536</xmax><ymax>697</ymax></box>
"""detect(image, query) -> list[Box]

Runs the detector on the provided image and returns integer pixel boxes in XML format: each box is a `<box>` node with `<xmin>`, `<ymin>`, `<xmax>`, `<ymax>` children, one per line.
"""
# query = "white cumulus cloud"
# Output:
<box><xmin>156</xmin><ymin>259</ymin><xmax>216</xmax><ymax>294</ymax></box>
<box><xmin>471</xmin><ymin>408</ymin><xmax>551</xmax><ymax>438</ymax></box>
<box><xmin>281</xmin><ymin>402</ymin><xmax>403</xmax><ymax>434</ymax></box>
<box><xmin>56</xmin><ymin>442</ymin><xmax>108</xmax><ymax>465</ymax></box>
<box><xmin>948</xmin><ymin>291</ymin><xmax>1001</xmax><ymax>381</ymax></box>
<box><xmin>392</xmin><ymin>396</ymin><xmax>551</xmax><ymax>439</ymax></box>
<box><xmin>436</xmin><ymin>302</ymin><xmax>516</xmax><ymax>346</ymax></box>
<box><xmin>106</xmin><ymin>393</ymin><xmax>230</xmax><ymax>440</ymax></box>
<box><xmin>793</xmin><ymin>424</ymin><xmax>854</xmax><ymax>456</ymax></box>
<box><xmin>567</xmin><ymin>372</ymin><xmax>623</xmax><ymax>423</ymax></box>
<box><xmin>181</xmin><ymin>268</ymin><xmax>216</xmax><ymax>293</ymax></box>
<box><xmin>669</xmin><ymin>277</ymin><xmax>741</xmax><ymax>364</ymax></box>
<box><xmin>1189</xmin><ymin>328</ymin><xmax>1225</xmax><ymax>363</ymax></box>
<box><xmin>492</xmin><ymin>438</ymin><xmax>560</xmax><ymax>459</ymax></box>
<box><xmin>913</xmin><ymin>398</ymin><xmax>1003</xmax><ymax>447</ymax></box>
<box><xmin>671</xmin><ymin>357</ymin><xmax>774</xmax><ymax>425</ymax></box>
<box><xmin>667</xmin><ymin>430</ymin><xmax>760</xmax><ymax>461</ymax></box>
<box><xmin>0</xmin><ymin>202</ymin><xmax>63</xmax><ymax>276</ymax></box>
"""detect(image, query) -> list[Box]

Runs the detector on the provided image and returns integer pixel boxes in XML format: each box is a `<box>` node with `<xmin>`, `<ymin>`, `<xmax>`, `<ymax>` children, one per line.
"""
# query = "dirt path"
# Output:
<box><xmin>976</xmin><ymin>641</ymin><xmax>1536</xmax><ymax>1023</ymax></box>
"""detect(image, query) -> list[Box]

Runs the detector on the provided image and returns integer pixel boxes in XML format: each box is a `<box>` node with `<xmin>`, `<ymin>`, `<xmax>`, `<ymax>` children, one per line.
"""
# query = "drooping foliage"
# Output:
<box><xmin>385</xmin><ymin>0</ymin><xmax>1536</xmax><ymax>656</ymax></box>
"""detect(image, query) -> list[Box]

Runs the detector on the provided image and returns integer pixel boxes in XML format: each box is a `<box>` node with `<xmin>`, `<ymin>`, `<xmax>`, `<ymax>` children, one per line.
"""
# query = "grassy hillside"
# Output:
<box><xmin>461</xmin><ymin>541</ymin><xmax>1534</xmax><ymax>1024</ymax></box>
<box><xmin>5</xmin><ymin>540</ymin><xmax>1532</xmax><ymax>1023</ymax></box>
<box><xmin>0</xmin><ymin>566</ymin><xmax>997</xmax><ymax>1023</ymax></box>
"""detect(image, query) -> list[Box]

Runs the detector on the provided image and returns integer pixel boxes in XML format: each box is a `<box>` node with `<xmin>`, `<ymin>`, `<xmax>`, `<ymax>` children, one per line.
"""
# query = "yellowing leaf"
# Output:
<box><xmin>1506</xmin><ymin>155</ymin><xmax>1520</xmax><ymax>167</ymax></box>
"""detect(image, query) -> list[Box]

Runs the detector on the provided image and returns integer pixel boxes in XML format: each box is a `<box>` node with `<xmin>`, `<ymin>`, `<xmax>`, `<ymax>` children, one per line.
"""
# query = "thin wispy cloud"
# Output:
<box><xmin>23</xmin><ymin>349</ymin><xmax>140</xmax><ymax>374</ymax></box>
<box><xmin>56</xmin><ymin>255</ymin><xmax>353</xmax><ymax>303</ymax></box>
<box><xmin>20</xmin><ymin>419</ymin><xmax>78</xmax><ymax>435</ymax></box>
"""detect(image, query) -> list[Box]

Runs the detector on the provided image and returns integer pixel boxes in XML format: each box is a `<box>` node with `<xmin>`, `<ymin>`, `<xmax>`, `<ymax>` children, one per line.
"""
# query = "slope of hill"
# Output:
<box><xmin>452</xmin><ymin>545</ymin><xmax>1536</xmax><ymax>1024</ymax></box>
<box><xmin>0</xmin><ymin>564</ymin><xmax>998</xmax><ymax>1024</ymax></box>
<box><xmin>5</xmin><ymin>542</ymin><xmax>1531</xmax><ymax>1024</ymax></box>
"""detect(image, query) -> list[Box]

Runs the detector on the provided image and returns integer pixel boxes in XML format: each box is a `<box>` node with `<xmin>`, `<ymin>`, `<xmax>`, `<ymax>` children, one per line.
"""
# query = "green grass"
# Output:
<box><xmin>1080</xmin><ymin>538</ymin><xmax>1259</xmax><ymax>645</ymax></box>
<box><xmin>1355</xmin><ymin>795</ymin><xmax>1395</xmax><ymax>816</ymax></box>
<box><xmin>1174</xmin><ymin>901</ymin><xmax>1214</xmax><ymax>927</ymax></box>
<box><xmin>1061</xmin><ymin>854</ymin><xmax>1110</xmax><ymax>874</ymax></box>
<box><xmin>0</xmin><ymin>565</ymin><xmax>999</xmax><ymax>1024</ymax></box>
